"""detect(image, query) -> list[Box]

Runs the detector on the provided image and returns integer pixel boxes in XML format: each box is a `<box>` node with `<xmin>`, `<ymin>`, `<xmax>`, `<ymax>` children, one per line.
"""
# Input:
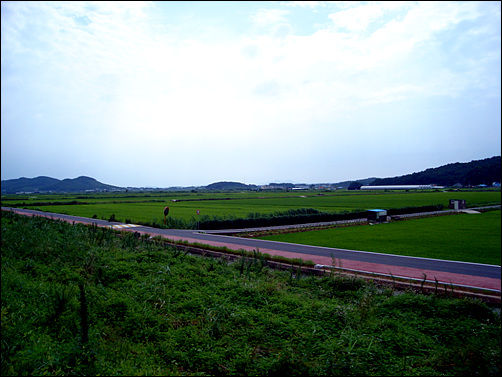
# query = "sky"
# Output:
<box><xmin>1</xmin><ymin>1</ymin><xmax>501</xmax><ymax>188</ymax></box>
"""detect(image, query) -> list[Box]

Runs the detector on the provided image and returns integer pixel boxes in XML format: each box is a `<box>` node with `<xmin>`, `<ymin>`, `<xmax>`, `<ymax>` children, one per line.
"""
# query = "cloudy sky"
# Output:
<box><xmin>1</xmin><ymin>1</ymin><xmax>500</xmax><ymax>187</ymax></box>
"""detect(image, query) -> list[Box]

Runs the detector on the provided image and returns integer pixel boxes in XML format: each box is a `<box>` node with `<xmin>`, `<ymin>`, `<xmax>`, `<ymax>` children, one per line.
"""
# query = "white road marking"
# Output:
<box><xmin>110</xmin><ymin>224</ymin><xmax>141</xmax><ymax>229</ymax></box>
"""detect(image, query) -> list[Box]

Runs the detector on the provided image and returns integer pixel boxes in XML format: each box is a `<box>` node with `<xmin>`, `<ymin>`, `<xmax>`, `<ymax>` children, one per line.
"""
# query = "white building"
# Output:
<box><xmin>360</xmin><ymin>185</ymin><xmax>444</xmax><ymax>190</ymax></box>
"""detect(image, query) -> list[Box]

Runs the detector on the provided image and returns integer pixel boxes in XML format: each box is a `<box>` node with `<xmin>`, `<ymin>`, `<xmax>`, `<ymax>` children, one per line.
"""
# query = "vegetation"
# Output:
<box><xmin>165</xmin><ymin>238</ymin><xmax>315</xmax><ymax>268</ymax></box>
<box><xmin>2</xmin><ymin>190</ymin><xmax>500</xmax><ymax>230</ymax></box>
<box><xmin>192</xmin><ymin>205</ymin><xmax>448</xmax><ymax>230</ymax></box>
<box><xmin>2</xmin><ymin>211</ymin><xmax>501</xmax><ymax>376</ymax></box>
<box><xmin>0</xmin><ymin>176</ymin><xmax>121</xmax><ymax>194</ymax></box>
<box><xmin>372</xmin><ymin>156</ymin><xmax>501</xmax><ymax>187</ymax></box>
<box><xmin>2</xmin><ymin>156</ymin><xmax>500</xmax><ymax>194</ymax></box>
<box><xmin>205</xmin><ymin>181</ymin><xmax>258</xmax><ymax>190</ymax></box>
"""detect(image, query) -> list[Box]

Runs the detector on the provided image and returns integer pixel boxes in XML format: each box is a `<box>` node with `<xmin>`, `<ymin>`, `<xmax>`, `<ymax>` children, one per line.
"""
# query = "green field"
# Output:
<box><xmin>258</xmin><ymin>210</ymin><xmax>501</xmax><ymax>265</ymax></box>
<box><xmin>2</xmin><ymin>190</ymin><xmax>500</xmax><ymax>265</ymax></box>
<box><xmin>2</xmin><ymin>189</ymin><xmax>500</xmax><ymax>224</ymax></box>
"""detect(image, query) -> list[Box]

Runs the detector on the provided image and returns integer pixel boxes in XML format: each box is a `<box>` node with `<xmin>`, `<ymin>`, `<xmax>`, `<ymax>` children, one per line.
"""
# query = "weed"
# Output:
<box><xmin>78</xmin><ymin>284</ymin><xmax>88</xmax><ymax>344</ymax></box>
<box><xmin>420</xmin><ymin>273</ymin><xmax>427</xmax><ymax>292</ymax></box>
<box><xmin>2</xmin><ymin>210</ymin><xmax>500</xmax><ymax>376</ymax></box>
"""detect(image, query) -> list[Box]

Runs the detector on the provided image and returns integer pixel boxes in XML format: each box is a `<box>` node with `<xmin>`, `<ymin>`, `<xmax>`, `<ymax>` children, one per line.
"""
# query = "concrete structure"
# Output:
<box><xmin>449</xmin><ymin>199</ymin><xmax>467</xmax><ymax>210</ymax></box>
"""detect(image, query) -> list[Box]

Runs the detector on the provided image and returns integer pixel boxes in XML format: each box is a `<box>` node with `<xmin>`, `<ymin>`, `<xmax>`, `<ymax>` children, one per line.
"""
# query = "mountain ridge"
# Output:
<box><xmin>1</xmin><ymin>176</ymin><xmax>121</xmax><ymax>194</ymax></box>
<box><xmin>2</xmin><ymin>156</ymin><xmax>500</xmax><ymax>193</ymax></box>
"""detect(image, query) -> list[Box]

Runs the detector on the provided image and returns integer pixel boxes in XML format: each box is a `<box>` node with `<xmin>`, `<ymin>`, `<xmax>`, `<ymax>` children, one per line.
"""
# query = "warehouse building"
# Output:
<box><xmin>360</xmin><ymin>185</ymin><xmax>444</xmax><ymax>190</ymax></box>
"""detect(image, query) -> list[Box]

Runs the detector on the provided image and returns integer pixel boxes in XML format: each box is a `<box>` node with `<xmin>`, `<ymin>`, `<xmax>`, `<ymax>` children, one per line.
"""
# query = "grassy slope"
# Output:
<box><xmin>258</xmin><ymin>211</ymin><xmax>501</xmax><ymax>265</ymax></box>
<box><xmin>1</xmin><ymin>211</ymin><xmax>500</xmax><ymax>376</ymax></box>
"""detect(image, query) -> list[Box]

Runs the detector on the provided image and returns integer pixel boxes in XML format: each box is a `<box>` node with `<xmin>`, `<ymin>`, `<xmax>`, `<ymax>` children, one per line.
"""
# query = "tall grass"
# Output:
<box><xmin>1</xmin><ymin>210</ymin><xmax>500</xmax><ymax>376</ymax></box>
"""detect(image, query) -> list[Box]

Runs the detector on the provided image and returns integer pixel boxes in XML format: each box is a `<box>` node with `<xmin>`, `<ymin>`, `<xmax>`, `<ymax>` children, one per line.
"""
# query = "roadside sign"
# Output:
<box><xmin>197</xmin><ymin>209</ymin><xmax>200</xmax><ymax>215</ymax></box>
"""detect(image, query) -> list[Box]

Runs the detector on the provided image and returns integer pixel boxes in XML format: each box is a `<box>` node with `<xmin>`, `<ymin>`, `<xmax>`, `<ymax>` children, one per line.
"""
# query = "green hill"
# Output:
<box><xmin>371</xmin><ymin>156</ymin><xmax>501</xmax><ymax>187</ymax></box>
<box><xmin>205</xmin><ymin>181</ymin><xmax>258</xmax><ymax>190</ymax></box>
<box><xmin>1</xmin><ymin>176</ymin><xmax>122</xmax><ymax>194</ymax></box>
<box><xmin>3</xmin><ymin>156</ymin><xmax>500</xmax><ymax>193</ymax></box>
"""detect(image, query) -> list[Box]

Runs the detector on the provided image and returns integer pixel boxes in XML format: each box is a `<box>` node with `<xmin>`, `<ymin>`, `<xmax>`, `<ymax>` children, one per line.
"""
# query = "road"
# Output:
<box><xmin>2</xmin><ymin>206</ymin><xmax>500</xmax><ymax>293</ymax></box>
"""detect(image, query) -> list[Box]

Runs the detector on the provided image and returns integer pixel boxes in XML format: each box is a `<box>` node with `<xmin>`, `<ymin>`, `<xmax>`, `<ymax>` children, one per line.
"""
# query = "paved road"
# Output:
<box><xmin>2</xmin><ymin>207</ymin><xmax>500</xmax><ymax>292</ymax></box>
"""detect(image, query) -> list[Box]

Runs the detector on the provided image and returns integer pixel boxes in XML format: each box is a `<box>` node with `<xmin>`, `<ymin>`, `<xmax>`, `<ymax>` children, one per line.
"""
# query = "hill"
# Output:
<box><xmin>1</xmin><ymin>176</ymin><xmax>122</xmax><ymax>194</ymax></box>
<box><xmin>331</xmin><ymin>177</ymin><xmax>377</xmax><ymax>189</ymax></box>
<box><xmin>205</xmin><ymin>181</ymin><xmax>258</xmax><ymax>190</ymax></box>
<box><xmin>2</xmin><ymin>156</ymin><xmax>500</xmax><ymax>193</ymax></box>
<box><xmin>371</xmin><ymin>156</ymin><xmax>501</xmax><ymax>187</ymax></box>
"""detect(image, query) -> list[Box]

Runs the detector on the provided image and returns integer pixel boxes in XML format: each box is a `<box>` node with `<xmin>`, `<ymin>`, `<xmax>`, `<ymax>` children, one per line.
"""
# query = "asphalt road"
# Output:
<box><xmin>2</xmin><ymin>207</ymin><xmax>500</xmax><ymax>290</ymax></box>
<box><xmin>135</xmin><ymin>226</ymin><xmax>500</xmax><ymax>280</ymax></box>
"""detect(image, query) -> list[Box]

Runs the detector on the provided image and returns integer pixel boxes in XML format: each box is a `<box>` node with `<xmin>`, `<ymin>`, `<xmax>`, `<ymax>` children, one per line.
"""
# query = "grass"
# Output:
<box><xmin>1</xmin><ymin>210</ymin><xmax>501</xmax><ymax>376</ymax></box>
<box><xmin>3</xmin><ymin>189</ymin><xmax>500</xmax><ymax>224</ymax></box>
<box><xmin>164</xmin><ymin>238</ymin><xmax>316</xmax><ymax>268</ymax></box>
<box><xmin>257</xmin><ymin>210</ymin><xmax>502</xmax><ymax>265</ymax></box>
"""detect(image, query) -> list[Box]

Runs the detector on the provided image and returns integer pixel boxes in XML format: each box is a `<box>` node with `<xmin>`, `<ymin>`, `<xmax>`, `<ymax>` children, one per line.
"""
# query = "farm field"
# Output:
<box><xmin>2</xmin><ymin>211</ymin><xmax>500</xmax><ymax>376</ymax></box>
<box><xmin>2</xmin><ymin>190</ymin><xmax>500</xmax><ymax>225</ymax></box>
<box><xmin>257</xmin><ymin>210</ymin><xmax>502</xmax><ymax>265</ymax></box>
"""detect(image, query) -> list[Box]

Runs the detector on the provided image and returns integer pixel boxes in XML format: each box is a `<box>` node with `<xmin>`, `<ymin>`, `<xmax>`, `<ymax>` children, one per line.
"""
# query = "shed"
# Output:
<box><xmin>367</xmin><ymin>209</ymin><xmax>387</xmax><ymax>222</ymax></box>
<box><xmin>449</xmin><ymin>199</ymin><xmax>466</xmax><ymax>210</ymax></box>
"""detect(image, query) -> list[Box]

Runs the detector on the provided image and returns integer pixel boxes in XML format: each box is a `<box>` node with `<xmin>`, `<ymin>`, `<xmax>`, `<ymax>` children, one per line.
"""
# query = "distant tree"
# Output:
<box><xmin>348</xmin><ymin>181</ymin><xmax>363</xmax><ymax>190</ymax></box>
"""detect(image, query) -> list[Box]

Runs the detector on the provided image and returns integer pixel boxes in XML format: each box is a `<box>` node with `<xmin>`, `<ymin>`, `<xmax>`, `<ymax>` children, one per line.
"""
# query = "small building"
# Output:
<box><xmin>367</xmin><ymin>209</ymin><xmax>387</xmax><ymax>222</ymax></box>
<box><xmin>449</xmin><ymin>199</ymin><xmax>466</xmax><ymax>210</ymax></box>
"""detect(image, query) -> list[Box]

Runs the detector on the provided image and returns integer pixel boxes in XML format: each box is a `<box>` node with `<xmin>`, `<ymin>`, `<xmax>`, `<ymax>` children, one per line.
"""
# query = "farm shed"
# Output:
<box><xmin>367</xmin><ymin>209</ymin><xmax>387</xmax><ymax>222</ymax></box>
<box><xmin>449</xmin><ymin>199</ymin><xmax>467</xmax><ymax>210</ymax></box>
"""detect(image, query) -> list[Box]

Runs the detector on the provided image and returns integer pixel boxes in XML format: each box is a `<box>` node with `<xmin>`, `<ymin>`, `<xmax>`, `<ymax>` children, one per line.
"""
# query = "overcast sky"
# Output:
<box><xmin>1</xmin><ymin>1</ymin><xmax>500</xmax><ymax>187</ymax></box>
